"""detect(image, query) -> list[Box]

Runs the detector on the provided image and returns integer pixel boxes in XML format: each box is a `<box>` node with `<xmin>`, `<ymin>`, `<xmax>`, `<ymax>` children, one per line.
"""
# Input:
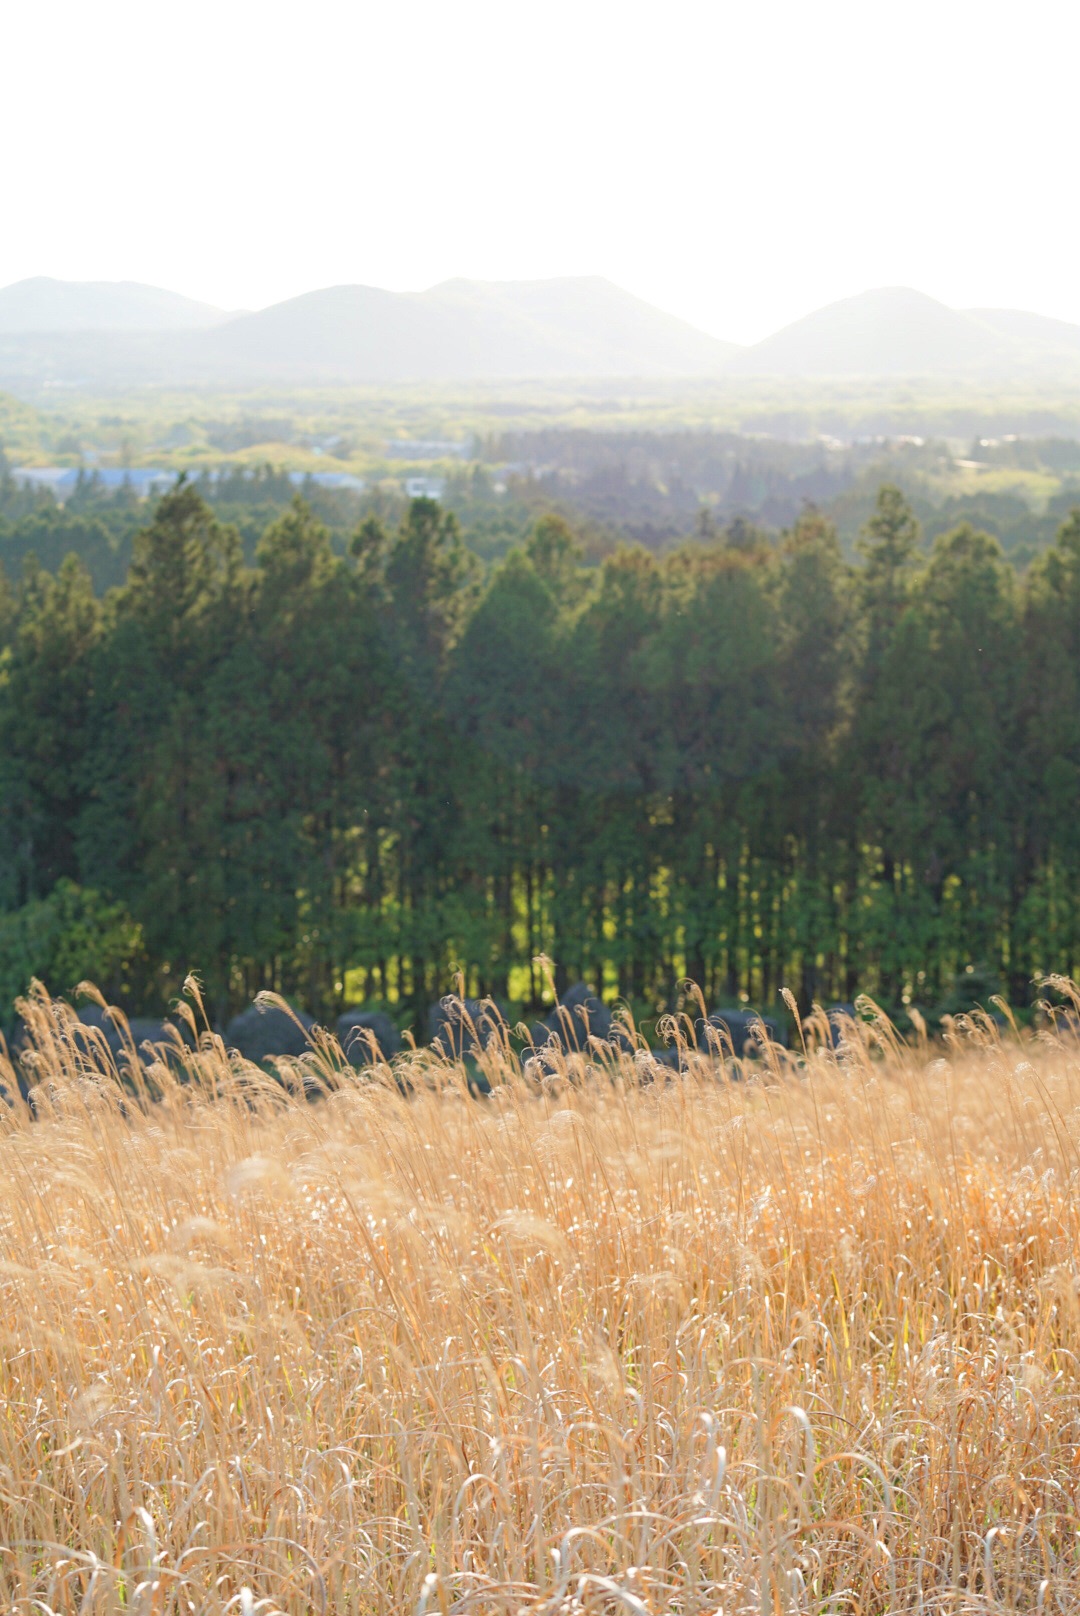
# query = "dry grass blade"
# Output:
<box><xmin>0</xmin><ymin>983</ymin><xmax>1078</xmax><ymax>1613</ymax></box>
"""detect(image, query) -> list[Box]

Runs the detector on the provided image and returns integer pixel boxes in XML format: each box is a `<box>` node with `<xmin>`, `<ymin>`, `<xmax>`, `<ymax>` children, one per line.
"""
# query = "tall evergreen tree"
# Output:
<box><xmin>774</xmin><ymin>508</ymin><xmax>853</xmax><ymax>1004</ymax></box>
<box><xmin>1016</xmin><ymin>509</ymin><xmax>1080</xmax><ymax>985</ymax></box>
<box><xmin>0</xmin><ymin>478</ymin><xmax>1074</xmax><ymax>1028</ymax></box>
<box><xmin>77</xmin><ymin>487</ymin><xmax>244</xmax><ymax>1010</ymax></box>
<box><xmin>0</xmin><ymin>555</ymin><xmax>100</xmax><ymax>907</ymax></box>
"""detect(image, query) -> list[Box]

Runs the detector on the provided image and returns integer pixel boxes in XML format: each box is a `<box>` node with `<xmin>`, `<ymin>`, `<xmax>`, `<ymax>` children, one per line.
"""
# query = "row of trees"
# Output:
<box><xmin>0</xmin><ymin>481</ymin><xmax>1076</xmax><ymax>1026</ymax></box>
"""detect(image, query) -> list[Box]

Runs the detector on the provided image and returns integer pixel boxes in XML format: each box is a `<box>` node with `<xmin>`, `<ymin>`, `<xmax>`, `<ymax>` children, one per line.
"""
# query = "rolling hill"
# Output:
<box><xmin>420</xmin><ymin>277</ymin><xmax>738</xmax><ymax>376</ymax></box>
<box><xmin>0</xmin><ymin>277</ymin><xmax>231</xmax><ymax>333</ymax></box>
<box><xmin>205</xmin><ymin>277</ymin><xmax>739</xmax><ymax>380</ymax></box>
<box><xmin>3</xmin><ymin>275</ymin><xmax>1080</xmax><ymax>386</ymax></box>
<box><xmin>728</xmin><ymin>287</ymin><xmax>1026</xmax><ymax>377</ymax></box>
<box><xmin>966</xmin><ymin>306</ymin><xmax>1080</xmax><ymax>358</ymax></box>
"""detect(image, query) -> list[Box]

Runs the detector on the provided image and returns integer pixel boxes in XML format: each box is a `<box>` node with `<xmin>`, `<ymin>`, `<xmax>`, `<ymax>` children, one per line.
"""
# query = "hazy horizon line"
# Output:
<box><xmin>3</xmin><ymin>271</ymin><xmax>1080</xmax><ymax>350</ymax></box>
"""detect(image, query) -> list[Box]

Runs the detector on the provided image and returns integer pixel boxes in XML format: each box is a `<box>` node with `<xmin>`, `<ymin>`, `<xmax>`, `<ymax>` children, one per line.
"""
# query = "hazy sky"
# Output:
<box><xmin>4</xmin><ymin>0</ymin><xmax>1078</xmax><ymax>344</ymax></box>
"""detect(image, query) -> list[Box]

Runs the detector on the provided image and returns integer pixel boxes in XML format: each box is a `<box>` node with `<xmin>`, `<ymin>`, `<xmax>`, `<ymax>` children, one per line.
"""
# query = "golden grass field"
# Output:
<box><xmin>1</xmin><ymin>983</ymin><xmax>1079</xmax><ymax>1615</ymax></box>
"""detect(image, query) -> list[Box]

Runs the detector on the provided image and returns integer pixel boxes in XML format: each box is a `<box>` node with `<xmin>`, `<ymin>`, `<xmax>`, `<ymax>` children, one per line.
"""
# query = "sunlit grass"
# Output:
<box><xmin>929</xmin><ymin>461</ymin><xmax>1061</xmax><ymax>507</ymax></box>
<box><xmin>0</xmin><ymin>983</ymin><xmax>1079</xmax><ymax>1613</ymax></box>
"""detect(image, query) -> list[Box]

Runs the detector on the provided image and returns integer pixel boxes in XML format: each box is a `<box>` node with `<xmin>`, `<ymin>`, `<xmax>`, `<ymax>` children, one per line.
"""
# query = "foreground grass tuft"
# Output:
<box><xmin>0</xmin><ymin>987</ymin><xmax>1079</xmax><ymax>1613</ymax></box>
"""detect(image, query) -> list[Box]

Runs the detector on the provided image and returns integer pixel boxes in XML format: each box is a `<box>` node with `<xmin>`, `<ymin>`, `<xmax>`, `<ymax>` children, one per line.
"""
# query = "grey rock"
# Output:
<box><xmin>428</xmin><ymin>996</ymin><xmax>508</xmax><ymax>1059</ymax></box>
<box><xmin>226</xmin><ymin>1002</ymin><xmax>315</xmax><ymax>1064</ymax></box>
<box><xmin>1</xmin><ymin>1018</ymin><xmax>34</xmax><ymax>1104</ymax></box>
<box><xmin>336</xmin><ymin>1008</ymin><xmax>400</xmax><ymax>1066</ymax></box>
<box><xmin>631</xmin><ymin>1048</ymin><xmax>671</xmax><ymax>1083</ymax></box>
<box><xmin>73</xmin><ymin>1007</ymin><xmax>193</xmax><ymax>1073</ymax></box>
<box><xmin>4</xmin><ymin>1015</ymin><xmax>31</xmax><ymax>1059</ymax></box>
<box><xmin>824</xmin><ymin>1002</ymin><xmax>858</xmax><ymax>1048</ymax></box>
<box><xmin>697</xmin><ymin>1008</ymin><xmax>785</xmax><ymax>1057</ymax></box>
<box><xmin>75</xmin><ymin>1005</ymin><xmax>122</xmax><ymax>1049</ymax></box>
<box><xmin>532</xmin><ymin>982</ymin><xmax>634</xmax><ymax>1055</ymax></box>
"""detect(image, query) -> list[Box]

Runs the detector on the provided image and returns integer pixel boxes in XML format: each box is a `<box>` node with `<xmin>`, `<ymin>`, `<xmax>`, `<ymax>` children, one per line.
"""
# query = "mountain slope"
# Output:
<box><xmin>207</xmin><ymin>284</ymin><xmax>430</xmax><ymax>374</ymax></box>
<box><xmin>205</xmin><ymin>277</ymin><xmax>738</xmax><ymax>380</ymax></box>
<box><xmin>729</xmin><ymin>287</ymin><xmax>1022</xmax><ymax>377</ymax></box>
<box><xmin>0</xmin><ymin>277</ymin><xmax>230</xmax><ymax>333</ymax></box>
<box><xmin>420</xmin><ymin>277</ymin><xmax>739</xmax><ymax>376</ymax></box>
<box><xmin>966</xmin><ymin>307</ymin><xmax>1080</xmax><ymax>357</ymax></box>
<box><xmin>6</xmin><ymin>274</ymin><xmax>1080</xmax><ymax>387</ymax></box>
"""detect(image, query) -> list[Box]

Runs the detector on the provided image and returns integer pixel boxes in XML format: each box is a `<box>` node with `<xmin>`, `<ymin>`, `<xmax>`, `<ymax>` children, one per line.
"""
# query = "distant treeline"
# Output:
<box><xmin>0</xmin><ymin>465</ymin><xmax>386</xmax><ymax>594</ymax></box>
<box><xmin>0</xmin><ymin>482</ymin><xmax>1077</xmax><ymax>1027</ymax></box>
<box><xmin>5</xmin><ymin>448</ymin><xmax>1080</xmax><ymax>599</ymax></box>
<box><xmin>488</xmin><ymin>428</ymin><xmax>1080</xmax><ymax>557</ymax></box>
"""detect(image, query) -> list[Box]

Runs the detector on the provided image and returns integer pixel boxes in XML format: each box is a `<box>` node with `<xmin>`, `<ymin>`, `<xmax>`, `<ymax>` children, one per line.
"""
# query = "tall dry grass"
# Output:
<box><xmin>0</xmin><ymin>984</ymin><xmax>1079</xmax><ymax>1614</ymax></box>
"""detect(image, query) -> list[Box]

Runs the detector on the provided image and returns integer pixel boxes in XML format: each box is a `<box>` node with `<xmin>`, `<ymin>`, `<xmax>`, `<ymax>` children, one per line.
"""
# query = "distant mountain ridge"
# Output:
<box><xmin>730</xmin><ymin>287</ymin><xmax>1080</xmax><ymax>377</ymax></box>
<box><xmin>2</xmin><ymin>275</ymin><xmax>1080</xmax><ymax>384</ymax></box>
<box><xmin>0</xmin><ymin>277</ymin><xmax>231</xmax><ymax>333</ymax></box>
<box><xmin>205</xmin><ymin>277</ymin><xmax>739</xmax><ymax>380</ymax></box>
<box><xmin>730</xmin><ymin>288</ymin><xmax>1010</xmax><ymax>376</ymax></box>
<box><xmin>965</xmin><ymin>306</ymin><xmax>1080</xmax><ymax>358</ymax></box>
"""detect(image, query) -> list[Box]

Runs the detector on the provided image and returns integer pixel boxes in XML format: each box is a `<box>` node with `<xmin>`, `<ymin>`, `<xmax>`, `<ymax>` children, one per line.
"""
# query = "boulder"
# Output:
<box><xmin>428</xmin><ymin>996</ymin><xmax>508</xmax><ymax>1059</ymax></box>
<box><xmin>631</xmin><ymin>1048</ymin><xmax>674</xmax><ymax>1083</ymax></box>
<box><xmin>336</xmin><ymin>1008</ymin><xmax>400</xmax><ymax>1066</ymax></box>
<box><xmin>77</xmin><ymin>1006</ymin><xmax>191</xmax><ymax>1062</ymax></box>
<box><xmin>824</xmin><ymin>1002</ymin><xmax>858</xmax><ymax>1048</ymax></box>
<box><xmin>4</xmin><ymin>1015</ymin><xmax>31</xmax><ymax>1061</ymax></box>
<box><xmin>0</xmin><ymin>1022</ymin><xmax>32</xmax><ymax>1105</ymax></box>
<box><xmin>547</xmin><ymin>982</ymin><xmax>612</xmax><ymax>1046</ymax></box>
<box><xmin>532</xmin><ymin>982</ymin><xmax>633</xmax><ymax>1054</ymax></box>
<box><xmin>225</xmin><ymin>1002</ymin><xmax>315</xmax><ymax>1064</ymax></box>
<box><xmin>75</xmin><ymin>1004</ymin><xmax>125</xmax><ymax>1057</ymax></box>
<box><xmin>696</xmin><ymin>1008</ymin><xmax>785</xmax><ymax>1057</ymax></box>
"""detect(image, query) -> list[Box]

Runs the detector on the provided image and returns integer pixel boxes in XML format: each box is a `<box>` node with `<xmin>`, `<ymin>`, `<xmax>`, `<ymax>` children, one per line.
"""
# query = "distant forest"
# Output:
<box><xmin>0</xmin><ymin>477</ymin><xmax>1077</xmax><ymax>1031</ymax></box>
<box><xmin>482</xmin><ymin>429</ymin><xmax>1080</xmax><ymax>563</ymax></box>
<box><xmin>4</xmin><ymin>425</ymin><xmax>1080</xmax><ymax>589</ymax></box>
